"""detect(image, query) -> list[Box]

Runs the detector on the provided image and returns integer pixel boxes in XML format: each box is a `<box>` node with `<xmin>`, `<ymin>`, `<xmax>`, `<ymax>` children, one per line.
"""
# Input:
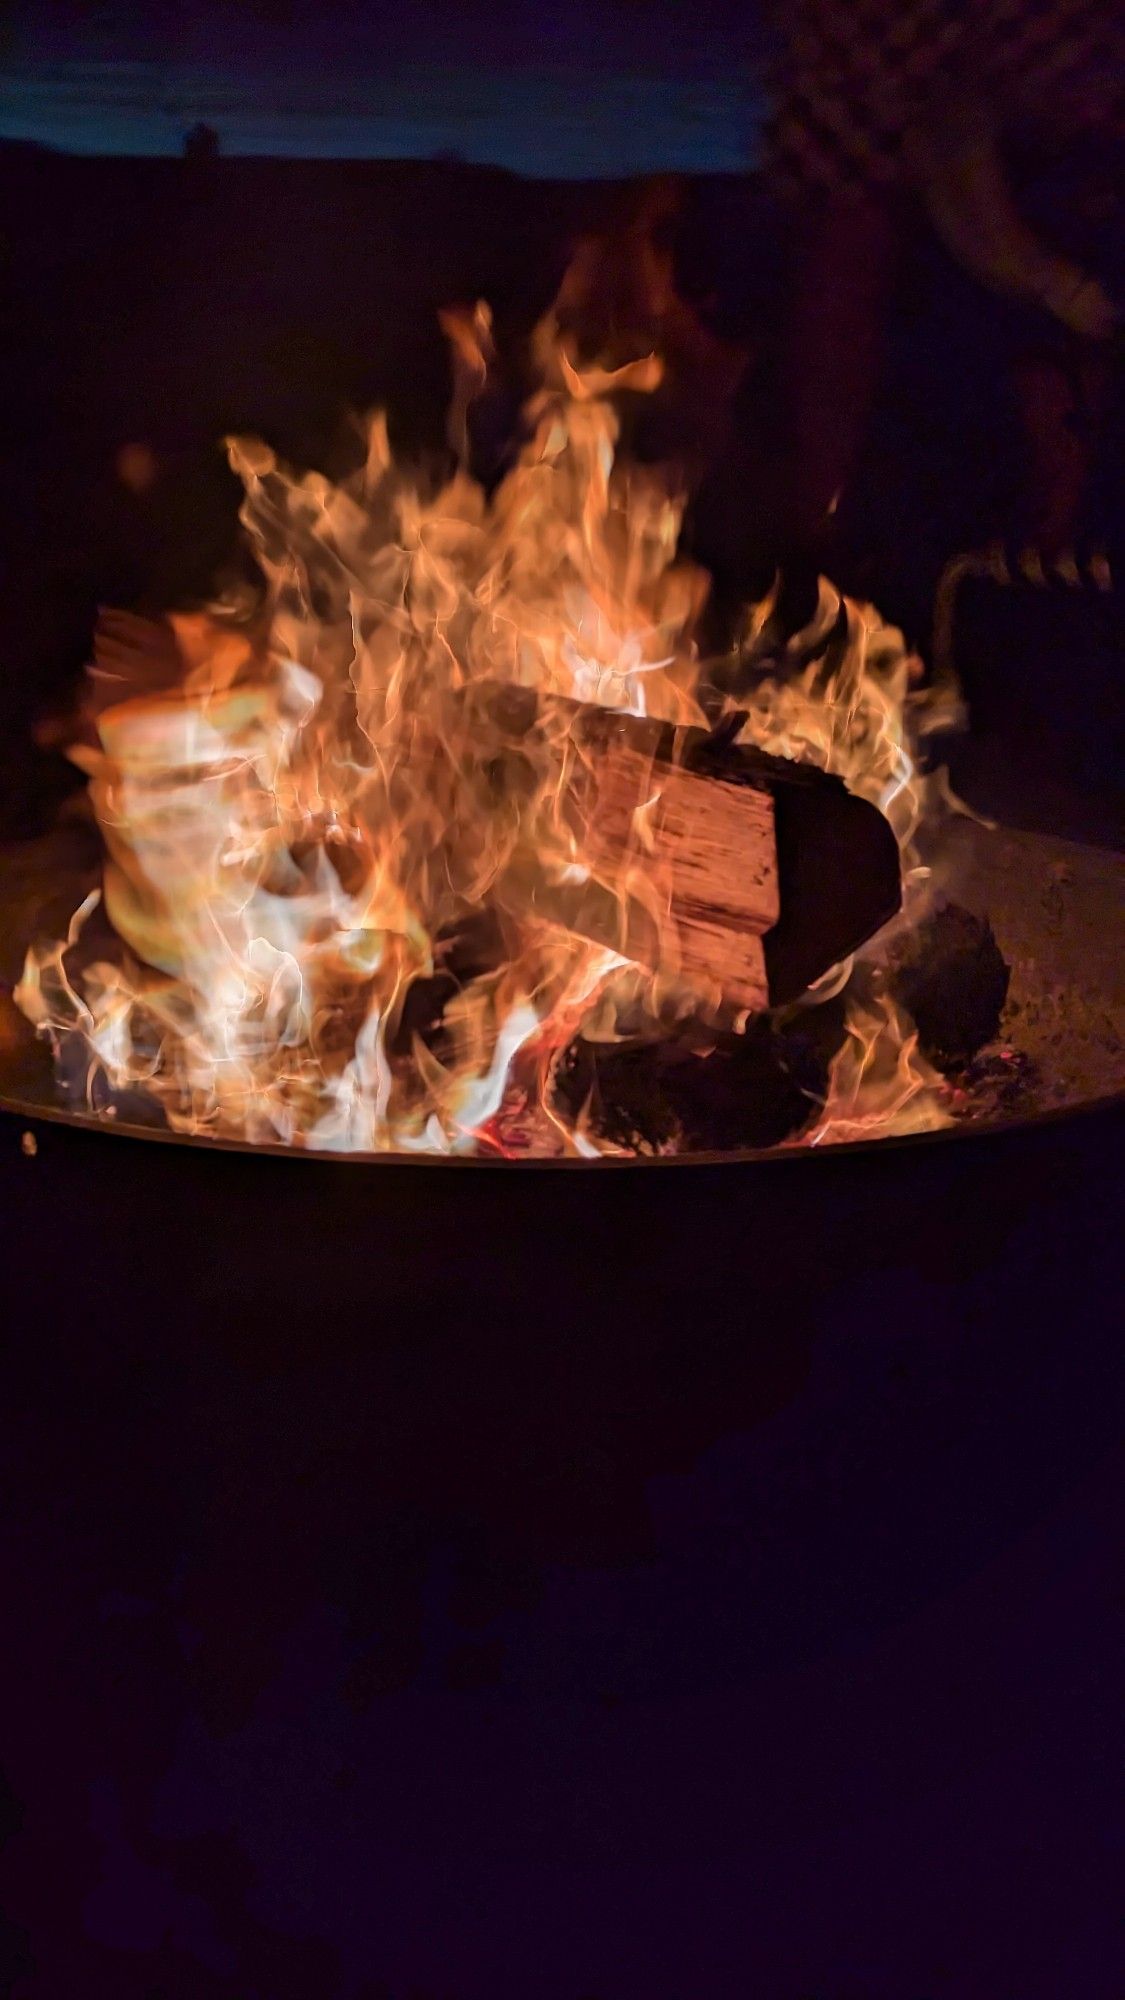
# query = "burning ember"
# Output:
<box><xmin>14</xmin><ymin>283</ymin><xmax>956</xmax><ymax>1158</ymax></box>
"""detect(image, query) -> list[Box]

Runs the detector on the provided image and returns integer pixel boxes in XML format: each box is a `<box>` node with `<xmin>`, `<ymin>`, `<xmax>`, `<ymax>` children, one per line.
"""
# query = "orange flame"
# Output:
<box><xmin>800</xmin><ymin>991</ymin><xmax>949</xmax><ymax>1148</ymax></box>
<box><xmin>15</xmin><ymin>267</ymin><xmax>946</xmax><ymax>1157</ymax></box>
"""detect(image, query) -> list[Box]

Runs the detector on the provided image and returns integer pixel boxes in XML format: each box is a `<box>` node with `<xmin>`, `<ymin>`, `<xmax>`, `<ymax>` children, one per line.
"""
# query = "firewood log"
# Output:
<box><xmin>471</xmin><ymin>685</ymin><xmax>902</xmax><ymax>1010</ymax></box>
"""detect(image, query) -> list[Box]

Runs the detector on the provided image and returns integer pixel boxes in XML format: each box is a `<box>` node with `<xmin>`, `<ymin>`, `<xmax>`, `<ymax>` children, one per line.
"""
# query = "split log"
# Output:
<box><xmin>480</xmin><ymin>710</ymin><xmax>778</xmax><ymax>1013</ymax></box>
<box><xmin>580</xmin><ymin>744</ymin><xmax>777</xmax><ymax>1011</ymax></box>
<box><xmin>470</xmin><ymin>686</ymin><xmax>902</xmax><ymax>1010</ymax></box>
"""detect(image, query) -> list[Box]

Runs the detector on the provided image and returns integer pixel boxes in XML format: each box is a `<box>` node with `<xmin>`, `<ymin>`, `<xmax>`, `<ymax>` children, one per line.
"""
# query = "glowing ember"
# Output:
<box><xmin>15</xmin><ymin>283</ymin><xmax>946</xmax><ymax>1156</ymax></box>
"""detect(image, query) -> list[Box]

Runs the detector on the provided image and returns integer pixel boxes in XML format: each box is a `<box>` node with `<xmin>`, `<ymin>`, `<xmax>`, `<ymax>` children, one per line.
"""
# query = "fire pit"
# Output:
<box><xmin>1</xmin><ymin>260</ymin><xmax>1121</xmax><ymax>1172</ymax></box>
<box><xmin>3</xmin><ymin>800</ymin><xmax>1121</xmax><ymax>1153</ymax></box>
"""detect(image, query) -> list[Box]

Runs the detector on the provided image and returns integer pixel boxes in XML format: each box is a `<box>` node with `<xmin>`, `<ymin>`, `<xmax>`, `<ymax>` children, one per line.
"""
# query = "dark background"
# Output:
<box><xmin>1</xmin><ymin>5</ymin><xmax>1123</xmax><ymax>1995</ymax></box>
<box><xmin>2</xmin><ymin>2</ymin><xmax>766</xmax><ymax>170</ymax></box>
<box><xmin>1</xmin><ymin>1104</ymin><xmax>1122</xmax><ymax>1998</ymax></box>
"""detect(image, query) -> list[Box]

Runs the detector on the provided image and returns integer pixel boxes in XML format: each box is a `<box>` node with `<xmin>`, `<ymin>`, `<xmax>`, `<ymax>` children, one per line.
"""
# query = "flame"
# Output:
<box><xmin>800</xmin><ymin>990</ymin><xmax>949</xmax><ymax>1148</ymax></box>
<box><xmin>15</xmin><ymin>259</ymin><xmax>947</xmax><ymax>1158</ymax></box>
<box><xmin>733</xmin><ymin>574</ymin><xmax>924</xmax><ymax>853</ymax></box>
<box><xmin>721</xmin><ymin>574</ymin><xmax>953</xmax><ymax>1148</ymax></box>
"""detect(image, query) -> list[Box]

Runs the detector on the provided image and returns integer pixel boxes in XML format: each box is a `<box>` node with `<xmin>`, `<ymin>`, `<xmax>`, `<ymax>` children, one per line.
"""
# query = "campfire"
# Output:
<box><xmin>7</xmin><ymin>268</ymin><xmax>1040</xmax><ymax>1160</ymax></box>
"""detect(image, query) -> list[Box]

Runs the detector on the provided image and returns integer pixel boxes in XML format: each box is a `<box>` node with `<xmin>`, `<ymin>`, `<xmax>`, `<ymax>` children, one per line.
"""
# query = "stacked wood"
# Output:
<box><xmin>76</xmin><ymin>612</ymin><xmax>903</xmax><ymax>1015</ymax></box>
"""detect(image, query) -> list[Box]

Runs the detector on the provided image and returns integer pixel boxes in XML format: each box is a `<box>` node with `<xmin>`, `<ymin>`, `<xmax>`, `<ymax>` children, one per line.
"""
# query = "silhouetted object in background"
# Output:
<box><xmin>762</xmin><ymin>0</ymin><xmax>1122</xmax><ymax>599</ymax></box>
<box><xmin>183</xmin><ymin>121</ymin><xmax>220</xmax><ymax>161</ymax></box>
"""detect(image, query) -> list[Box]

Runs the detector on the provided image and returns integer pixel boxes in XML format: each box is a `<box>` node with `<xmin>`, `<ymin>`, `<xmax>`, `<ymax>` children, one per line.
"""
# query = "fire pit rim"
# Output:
<box><xmin>3</xmin><ymin>1084</ymin><xmax>1120</xmax><ymax>1171</ymax></box>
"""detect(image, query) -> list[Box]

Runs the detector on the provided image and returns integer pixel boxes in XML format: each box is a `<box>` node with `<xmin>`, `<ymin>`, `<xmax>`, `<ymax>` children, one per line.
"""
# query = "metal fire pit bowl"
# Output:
<box><xmin>1</xmin><ymin>808</ymin><xmax>1122</xmax><ymax>1345</ymax></box>
<box><xmin>3</xmin><ymin>807</ymin><xmax>1122</xmax><ymax>1152</ymax></box>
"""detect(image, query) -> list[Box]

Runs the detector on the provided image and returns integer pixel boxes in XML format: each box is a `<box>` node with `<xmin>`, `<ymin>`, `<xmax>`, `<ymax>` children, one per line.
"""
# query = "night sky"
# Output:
<box><xmin>9</xmin><ymin>0</ymin><xmax>767</xmax><ymax>70</ymax></box>
<box><xmin>1</xmin><ymin>1</ymin><xmax>770</xmax><ymax>169</ymax></box>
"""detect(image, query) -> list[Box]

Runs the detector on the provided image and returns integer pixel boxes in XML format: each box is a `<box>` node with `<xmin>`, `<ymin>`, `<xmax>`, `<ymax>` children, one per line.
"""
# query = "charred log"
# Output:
<box><xmin>886</xmin><ymin>901</ymin><xmax>1010</xmax><ymax>1068</ymax></box>
<box><xmin>554</xmin><ymin>1001</ymin><xmax>847</xmax><ymax>1155</ymax></box>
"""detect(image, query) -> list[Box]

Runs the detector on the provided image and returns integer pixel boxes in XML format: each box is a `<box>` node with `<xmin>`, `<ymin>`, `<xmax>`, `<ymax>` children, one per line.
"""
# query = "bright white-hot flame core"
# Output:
<box><xmin>15</xmin><ymin>300</ymin><xmax>947</xmax><ymax>1156</ymax></box>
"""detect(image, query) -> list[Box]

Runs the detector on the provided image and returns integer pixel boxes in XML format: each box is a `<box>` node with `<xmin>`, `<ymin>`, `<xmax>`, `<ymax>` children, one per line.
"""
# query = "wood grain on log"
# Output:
<box><xmin>547</xmin><ymin>739</ymin><xmax>776</xmax><ymax>1013</ymax></box>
